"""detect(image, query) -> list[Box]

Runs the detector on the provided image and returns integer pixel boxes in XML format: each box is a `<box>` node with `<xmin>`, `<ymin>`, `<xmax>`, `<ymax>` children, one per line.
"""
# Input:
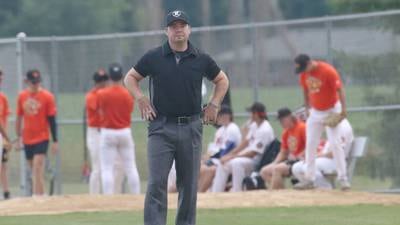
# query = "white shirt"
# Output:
<box><xmin>322</xmin><ymin>118</ymin><xmax>354</xmax><ymax>157</ymax></box>
<box><xmin>207</xmin><ymin>122</ymin><xmax>242</xmax><ymax>155</ymax></box>
<box><xmin>243</xmin><ymin>120</ymin><xmax>275</xmax><ymax>157</ymax></box>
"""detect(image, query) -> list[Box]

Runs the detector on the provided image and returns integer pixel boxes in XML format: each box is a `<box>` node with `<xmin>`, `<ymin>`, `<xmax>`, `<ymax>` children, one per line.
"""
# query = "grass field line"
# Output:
<box><xmin>1</xmin><ymin>190</ymin><xmax>400</xmax><ymax>216</ymax></box>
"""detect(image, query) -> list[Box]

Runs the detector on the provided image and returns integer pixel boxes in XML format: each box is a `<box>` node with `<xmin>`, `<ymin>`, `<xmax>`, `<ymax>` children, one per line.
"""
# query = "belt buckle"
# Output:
<box><xmin>177</xmin><ymin>116</ymin><xmax>189</xmax><ymax>125</ymax></box>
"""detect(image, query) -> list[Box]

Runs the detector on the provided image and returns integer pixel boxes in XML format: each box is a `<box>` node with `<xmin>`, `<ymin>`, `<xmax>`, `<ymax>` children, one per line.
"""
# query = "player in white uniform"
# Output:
<box><xmin>197</xmin><ymin>107</ymin><xmax>241</xmax><ymax>192</ymax></box>
<box><xmin>211</xmin><ymin>102</ymin><xmax>274</xmax><ymax>192</ymax></box>
<box><xmin>292</xmin><ymin>119</ymin><xmax>354</xmax><ymax>189</ymax></box>
<box><xmin>85</xmin><ymin>69</ymin><xmax>109</xmax><ymax>194</ymax></box>
<box><xmin>98</xmin><ymin>64</ymin><xmax>140</xmax><ymax>194</ymax></box>
<box><xmin>294</xmin><ymin>54</ymin><xmax>350</xmax><ymax>190</ymax></box>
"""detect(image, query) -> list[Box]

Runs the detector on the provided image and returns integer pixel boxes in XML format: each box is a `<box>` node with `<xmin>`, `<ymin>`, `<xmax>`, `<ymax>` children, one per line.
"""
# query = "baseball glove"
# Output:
<box><xmin>323</xmin><ymin>113</ymin><xmax>344</xmax><ymax>127</ymax></box>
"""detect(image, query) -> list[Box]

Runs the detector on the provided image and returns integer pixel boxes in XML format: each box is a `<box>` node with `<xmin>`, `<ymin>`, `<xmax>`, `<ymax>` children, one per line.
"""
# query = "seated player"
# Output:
<box><xmin>292</xmin><ymin>118</ymin><xmax>354</xmax><ymax>190</ymax></box>
<box><xmin>197</xmin><ymin>107</ymin><xmax>241</xmax><ymax>192</ymax></box>
<box><xmin>211</xmin><ymin>102</ymin><xmax>274</xmax><ymax>192</ymax></box>
<box><xmin>260</xmin><ymin>108</ymin><xmax>305</xmax><ymax>190</ymax></box>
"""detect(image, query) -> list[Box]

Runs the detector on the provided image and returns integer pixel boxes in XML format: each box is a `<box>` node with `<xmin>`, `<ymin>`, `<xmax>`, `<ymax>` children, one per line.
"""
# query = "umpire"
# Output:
<box><xmin>125</xmin><ymin>10</ymin><xmax>229</xmax><ymax>225</ymax></box>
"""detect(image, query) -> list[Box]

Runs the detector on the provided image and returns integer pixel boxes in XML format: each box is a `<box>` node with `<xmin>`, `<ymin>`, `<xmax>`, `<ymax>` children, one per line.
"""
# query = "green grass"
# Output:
<box><xmin>2</xmin><ymin>205</ymin><xmax>400</xmax><ymax>225</ymax></box>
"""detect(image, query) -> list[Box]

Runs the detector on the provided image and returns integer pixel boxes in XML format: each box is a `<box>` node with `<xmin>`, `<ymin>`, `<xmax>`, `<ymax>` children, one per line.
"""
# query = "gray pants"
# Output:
<box><xmin>144</xmin><ymin>116</ymin><xmax>202</xmax><ymax>225</ymax></box>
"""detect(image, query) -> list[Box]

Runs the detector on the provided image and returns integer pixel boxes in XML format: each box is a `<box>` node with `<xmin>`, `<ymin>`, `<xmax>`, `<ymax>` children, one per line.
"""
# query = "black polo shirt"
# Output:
<box><xmin>134</xmin><ymin>41</ymin><xmax>221</xmax><ymax>117</ymax></box>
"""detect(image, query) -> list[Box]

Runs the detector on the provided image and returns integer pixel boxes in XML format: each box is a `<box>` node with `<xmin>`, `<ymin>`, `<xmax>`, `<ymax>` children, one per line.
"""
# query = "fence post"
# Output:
<box><xmin>16</xmin><ymin>32</ymin><xmax>30</xmax><ymax>196</ymax></box>
<box><xmin>50</xmin><ymin>36</ymin><xmax>63</xmax><ymax>195</ymax></box>
<box><xmin>251</xmin><ymin>25</ymin><xmax>260</xmax><ymax>102</ymax></box>
<box><xmin>325</xmin><ymin>18</ymin><xmax>333</xmax><ymax>63</ymax></box>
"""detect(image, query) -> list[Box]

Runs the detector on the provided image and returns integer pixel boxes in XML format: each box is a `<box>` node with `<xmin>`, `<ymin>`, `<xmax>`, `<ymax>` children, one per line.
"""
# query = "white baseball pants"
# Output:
<box><xmin>211</xmin><ymin>157</ymin><xmax>255</xmax><ymax>192</ymax></box>
<box><xmin>100</xmin><ymin>128</ymin><xmax>140</xmax><ymax>194</ymax></box>
<box><xmin>305</xmin><ymin>102</ymin><xmax>348</xmax><ymax>182</ymax></box>
<box><xmin>292</xmin><ymin>158</ymin><xmax>336</xmax><ymax>189</ymax></box>
<box><xmin>87</xmin><ymin>127</ymin><xmax>101</xmax><ymax>194</ymax></box>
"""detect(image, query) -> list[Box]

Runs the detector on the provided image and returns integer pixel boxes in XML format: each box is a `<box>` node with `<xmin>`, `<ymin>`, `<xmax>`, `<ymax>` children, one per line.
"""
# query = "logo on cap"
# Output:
<box><xmin>172</xmin><ymin>10</ymin><xmax>182</xmax><ymax>17</ymax></box>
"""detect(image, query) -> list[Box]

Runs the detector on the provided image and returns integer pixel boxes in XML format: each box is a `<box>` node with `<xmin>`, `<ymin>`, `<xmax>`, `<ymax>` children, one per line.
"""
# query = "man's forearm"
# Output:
<box><xmin>237</xmin><ymin>151</ymin><xmax>257</xmax><ymax>158</ymax></box>
<box><xmin>210</xmin><ymin>72</ymin><xmax>229</xmax><ymax>106</ymax></box>
<box><xmin>338</xmin><ymin>88</ymin><xmax>347</xmax><ymax>113</ymax></box>
<box><xmin>124</xmin><ymin>71</ymin><xmax>144</xmax><ymax>99</ymax></box>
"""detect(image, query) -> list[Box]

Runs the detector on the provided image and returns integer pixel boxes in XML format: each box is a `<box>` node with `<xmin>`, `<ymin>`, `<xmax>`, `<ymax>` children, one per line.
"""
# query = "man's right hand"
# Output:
<box><xmin>138</xmin><ymin>95</ymin><xmax>156</xmax><ymax>121</ymax></box>
<box><xmin>220</xmin><ymin>155</ymin><xmax>233</xmax><ymax>164</ymax></box>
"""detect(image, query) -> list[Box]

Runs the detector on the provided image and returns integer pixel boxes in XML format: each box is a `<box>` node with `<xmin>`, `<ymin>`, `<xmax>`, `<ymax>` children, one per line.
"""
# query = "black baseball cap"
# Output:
<box><xmin>166</xmin><ymin>10</ymin><xmax>190</xmax><ymax>26</ymax></box>
<box><xmin>108</xmin><ymin>63</ymin><xmax>123</xmax><ymax>81</ymax></box>
<box><xmin>26</xmin><ymin>69</ymin><xmax>41</xmax><ymax>84</ymax></box>
<box><xmin>93</xmin><ymin>68</ymin><xmax>109</xmax><ymax>83</ymax></box>
<box><xmin>246</xmin><ymin>102</ymin><xmax>266</xmax><ymax>113</ymax></box>
<box><xmin>277</xmin><ymin>107</ymin><xmax>292</xmax><ymax>120</ymax></box>
<box><xmin>294</xmin><ymin>54</ymin><xmax>311</xmax><ymax>74</ymax></box>
<box><xmin>218</xmin><ymin>106</ymin><xmax>233</xmax><ymax>116</ymax></box>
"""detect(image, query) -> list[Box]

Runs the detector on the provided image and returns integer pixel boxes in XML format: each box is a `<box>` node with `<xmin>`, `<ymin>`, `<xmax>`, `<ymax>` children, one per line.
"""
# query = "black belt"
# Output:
<box><xmin>162</xmin><ymin>114</ymin><xmax>200</xmax><ymax>125</ymax></box>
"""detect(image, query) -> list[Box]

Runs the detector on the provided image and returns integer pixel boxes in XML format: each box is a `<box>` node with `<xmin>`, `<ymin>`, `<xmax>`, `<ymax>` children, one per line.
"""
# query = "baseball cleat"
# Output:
<box><xmin>294</xmin><ymin>180</ymin><xmax>315</xmax><ymax>190</ymax></box>
<box><xmin>339</xmin><ymin>179</ymin><xmax>351</xmax><ymax>191</ymax></box>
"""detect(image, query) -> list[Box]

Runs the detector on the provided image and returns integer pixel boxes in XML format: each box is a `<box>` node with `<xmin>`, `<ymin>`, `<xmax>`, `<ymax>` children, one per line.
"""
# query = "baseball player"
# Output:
<box><xmin>15</xmin><ymin>69</ymin><xmax>58</xmax><ymax>196</ymax></box>
<box><xmin>0</xmin><ymin>69</ymin><xmax>12</xmax><ymax>199</ymax></box>
<box><xmin>198</xmin><ymin>106</ymin><xmax>242</xmax><ymax>192</ymax></box>
<box><xmin>260</xmin><ymin>108</ymin><xmax>305</xmax><ymax>190</ymax></box>
<box><xmin>292</xmin><ymin>119</ymin><xmax>354</xmax><ymax>189</ymax></box>
<box><xmin>85</xmin><ymin>69</ymin><xmax>109</xmax><ymax>194</ymax></box>
<box><xmin>97</xmin><ymin>63</ymin><xmax>140</xmax><ymax>195</ymax></box>
<box><xmin>211</xmin><ymin>102</ymin><xmax>274</xmax><ymax>192</ymax></box>
<box><xmin>294</xmin><ymin>54</ymin><xmax>350</xmax><ymax>190</ymax></box>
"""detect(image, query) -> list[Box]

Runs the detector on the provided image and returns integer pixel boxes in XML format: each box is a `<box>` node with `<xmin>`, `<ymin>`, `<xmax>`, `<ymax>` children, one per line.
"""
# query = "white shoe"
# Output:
<box><xmin>294</xmin><ymin>180</ymin><xmax>315</xmax><ymax>190</ymax></box>
<box><xmin>339</xmin><ymin>179</ymin><xmax>351</xmax><ymax>191</ymax></box>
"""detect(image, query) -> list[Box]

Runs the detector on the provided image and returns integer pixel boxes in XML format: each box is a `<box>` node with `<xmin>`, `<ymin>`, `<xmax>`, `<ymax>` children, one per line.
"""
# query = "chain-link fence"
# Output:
<box><xmin>2</xmin><ymin>10</ymin><xmax>400</xmax><ymax>196</ymax></box>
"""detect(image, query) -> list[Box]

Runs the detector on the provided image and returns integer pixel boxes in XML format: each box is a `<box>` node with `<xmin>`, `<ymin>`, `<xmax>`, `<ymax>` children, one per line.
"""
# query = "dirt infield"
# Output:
<box><xmin>1</xmin><ymin>190</ymin><xmax>400</xmax><ymax>216</ymax></box>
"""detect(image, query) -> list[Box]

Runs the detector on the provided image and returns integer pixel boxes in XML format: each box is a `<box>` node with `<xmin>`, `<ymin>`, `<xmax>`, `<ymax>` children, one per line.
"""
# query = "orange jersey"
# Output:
<box><xmin>0</xmin><ymin>92</ymin><xmax>10</xmax><ymax>127</ymax></box>
<box><xmin>85</xmin><ymin>88</ymin><xmax>103</xmax><ymax>127</ymax></box>
<box><xmin>299</xmin><ymin>61</ymin><xmax>342</xmax><ymax>110</ymax></box>
<box><xmin>17</xmin><ymin>89</ymin><xmax>57</xmax><ymax>145</ymax></box>
<box><xmin>97</xmin><ymin>85</ymin><xmax>134</xmax><ymax>129</ymax></box>
<box><xmin>281</xmin><ymin>120</ymin><xmax>306</xmax><ymax>158</ymax></box>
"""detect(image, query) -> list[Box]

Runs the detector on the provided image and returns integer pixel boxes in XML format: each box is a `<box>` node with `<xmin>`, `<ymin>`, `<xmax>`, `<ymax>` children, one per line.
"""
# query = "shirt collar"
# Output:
<box><xmin>162</xmin><ymin>41</ymin><xmax>198</xmax><ymax>57</ymax></box>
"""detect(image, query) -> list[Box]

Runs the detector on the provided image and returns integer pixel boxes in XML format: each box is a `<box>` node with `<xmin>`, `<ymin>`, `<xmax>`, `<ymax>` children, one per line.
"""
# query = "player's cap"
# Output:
<box><xmin>166</xmin><ymin>10</ymin><xmax>190</xmax><ymax>26</ymax></box>
<box><xmin>93</xmin><ymin>68</ymin><xmax>109</xmax><ymax>83</ymax></box>
<box><xmin>218</xmin><ymin>106</ymin><xmax>233</xmax><ymax>116</ymax></box>
<box><xmin>108</xmin><ymin>63</ymin><xmax>123</xmax><ymax>81</ymax></box>
<box><xmin>277</xmin><ymin>107</ymin><xmax>292</xmax><ymax>120</ymax></box>
<box><xmin>294</xmin><ymin>54</ymin><xmax>311</xmax><ymax>74</ymax></box>
<box><xmin>26</xmin><ymin>69</ymin><xmax>42</xmax><ymax>84</ymax></box>
<box><xmin>246</xmin><ymin>102</ymin><xmax>266</xmax><ymax>113</ymax></box>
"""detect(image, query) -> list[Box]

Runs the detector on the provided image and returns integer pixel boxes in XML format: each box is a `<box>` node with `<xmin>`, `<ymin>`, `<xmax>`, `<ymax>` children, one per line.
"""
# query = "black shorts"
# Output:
<box><xmin>285</xmin><ymin>160</ymin><xmax>299</xmax><ymax>176</ymax></box>
<box><xmin>1</xmin><ymin>148</ymin><xmax>8</xmax><ymax>163</ymax></box>
<box><xmin>24</xmin><ymin>140</ymin><xmax>49</xmax><ymax>160</ymax></box>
